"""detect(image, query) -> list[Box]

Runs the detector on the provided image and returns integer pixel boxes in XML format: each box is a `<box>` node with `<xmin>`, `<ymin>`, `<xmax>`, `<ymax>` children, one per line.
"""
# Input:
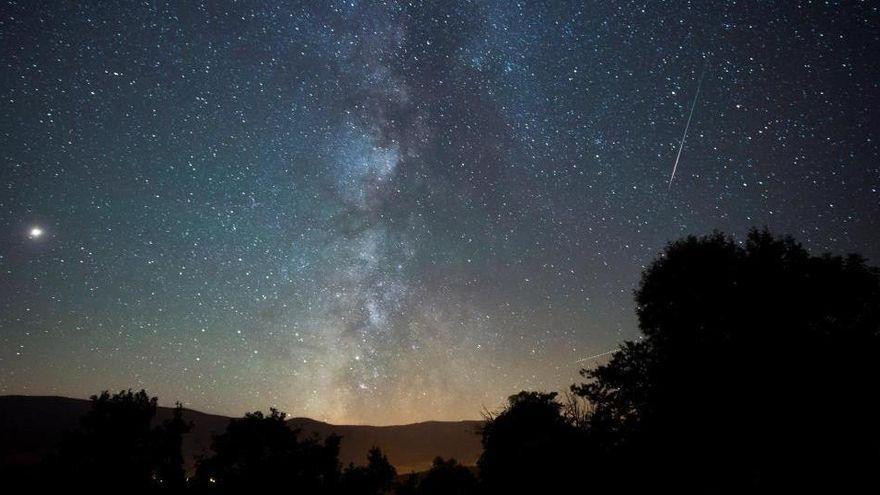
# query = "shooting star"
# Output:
<box><xmin>575</xmin><ymin>348</ymin><xmax>618</xmax><ymax>363</ymax></box>
<box><xmin>574</xmin><ymin>337</ymin><xmax>644</xmax><ymax>364</ymax></box>
<box><xmin>668</xmin><ymin>64</ymin><xmax>707</xmax><ymax>189</ymax></box>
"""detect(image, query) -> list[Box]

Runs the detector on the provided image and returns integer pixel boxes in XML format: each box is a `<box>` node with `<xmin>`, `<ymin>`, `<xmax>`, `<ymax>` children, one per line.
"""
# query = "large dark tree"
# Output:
<box><xmin>574</xmin><ymin>230</ymin><xmax>880</xmax><ymax>491</ymax></box>
<box><xmin>194</xmin><ymin>408</ymin><xmax>341</xmax><ymax>493</ymax></box>
<box><xmin>44</xmin><ymin>389</ymin><xmax>189</xmax><ymax>491</ymax></box>
<box><xmin>477</xmin><ymin>391</ymin><xmax>584</xmax><ymax>494</ymax></box>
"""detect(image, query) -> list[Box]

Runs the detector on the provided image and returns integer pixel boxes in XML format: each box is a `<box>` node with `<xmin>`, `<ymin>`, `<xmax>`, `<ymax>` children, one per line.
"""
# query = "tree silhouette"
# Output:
<box><xmin>416</xmin><ymin>457</ymin><xmax>478</xmax><ymax>495</ymax></box>
<box><xmin>477</xmin><ymin>391</ymin><xmax>584</xmax><ymax>494</ymax></box>
<box><xmin>574</xmin><ymin>230</ymin><xmax>880</xmax><ymax>491</ymax></box>
<box><xmin>154</xmin><ymin>403</ymin><xmax>193</xmax><ymax>490</ymax></box>
<box><xmin>339</xmin><ymin>446</ymin><xmax>397</xmax><ymax>495</ymax></box>
<box><xmin>394</xmin><ymin>473</ymin><xmax>420</xmax><ymax>495</ymax></box>
<box><xmin>44</xmin><ymin>389</ymin><xmax>188</xmax><ymax>491</ymax></box>
<box><xmin>194</xmin><ymin>408</ymin><xmax>341</xmax><ymax>493</ymax></box>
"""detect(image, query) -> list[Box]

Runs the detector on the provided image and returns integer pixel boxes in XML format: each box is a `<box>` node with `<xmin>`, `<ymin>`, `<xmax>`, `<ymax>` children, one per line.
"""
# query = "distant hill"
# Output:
<box><xmin>287</xmin><ymin>417</ymin><xmax>483</xmax><ymax>472</ymax></box>
<box><xmin>0</xmin><ymin>395</ymin><xmax>482</xmax><ymax>473</ymax></box>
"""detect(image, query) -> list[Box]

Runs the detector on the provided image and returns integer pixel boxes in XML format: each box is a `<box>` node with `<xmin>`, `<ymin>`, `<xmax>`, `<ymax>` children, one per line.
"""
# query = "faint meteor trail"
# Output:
<box><xmin>575</xmin><ymin>348</ymin><xmax>618</xmax><ymax>363</ymax></box>
<box><xmin>575</xmin><ymin>337</ymin><xmax>644</xmax><ymax>364</ymax></box>
<box><xmin>668</xmin><ymin>64</ymin><xmax>708</xmax><ymax>189</ymax></box>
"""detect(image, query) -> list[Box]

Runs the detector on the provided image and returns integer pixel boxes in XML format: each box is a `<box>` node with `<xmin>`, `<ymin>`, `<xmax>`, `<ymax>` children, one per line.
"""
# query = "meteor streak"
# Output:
<box><xmin>575</xmin><ymin>348</ymin><xmax>618</xmax><ymax>363</ymax></box>
<box><xmin>668</xmin><ymin>64</ymin><xmax>707</xmax><ymax>189</ymax></box>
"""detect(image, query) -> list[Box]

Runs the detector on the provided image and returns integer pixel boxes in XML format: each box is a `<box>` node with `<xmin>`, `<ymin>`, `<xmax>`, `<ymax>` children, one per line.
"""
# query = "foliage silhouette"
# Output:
<box><xmin>339</xmin><ymin>446</ymin><xmax>397</xmax><ymax>495</ymax></box>
<box><xmin>193</xmin><ymin>408</ymin><xmax>340</xmax><ymax>493</ymax></box>
<box><xmin>393</xmin><ymin>473</ymin><xmax>421</xmax><ymax>495</ymax></box>
<box><xmin>573</xmin><ymin>230</ymin><xmax>880</xmax><ymax>491</ymax></box>
<box><xmin>155</xmin><ymin>403</ymin><xmax>193</xmax><ymax>490</ymax></box>
<box><xmin>416</xmin><ymin>457</ymin><xmax>478</xmax><ymax>495</ymax></box>
<box><xmin>477</xmin><ymin>391</ymin><xmax>584</xmax><ymax>494</ymax></box>
<box><xmin>44</xmin><ymin>389</ymin><xmax>188</xmax><ymax>491</ymax></box>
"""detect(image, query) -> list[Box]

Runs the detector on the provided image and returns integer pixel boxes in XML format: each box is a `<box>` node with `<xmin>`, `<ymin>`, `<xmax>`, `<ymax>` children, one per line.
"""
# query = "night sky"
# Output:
<box><xmin>1</xmin><ymin>1</ymin><xmax>878</xmax><ymax>425</ymax></box>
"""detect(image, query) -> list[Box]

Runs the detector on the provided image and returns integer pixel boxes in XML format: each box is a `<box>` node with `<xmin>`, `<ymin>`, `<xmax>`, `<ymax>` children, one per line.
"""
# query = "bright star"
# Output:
<box><xmin>28</xmin><ymin>227</ymin><xmax>44</xmax><ymax>239</ymax></box>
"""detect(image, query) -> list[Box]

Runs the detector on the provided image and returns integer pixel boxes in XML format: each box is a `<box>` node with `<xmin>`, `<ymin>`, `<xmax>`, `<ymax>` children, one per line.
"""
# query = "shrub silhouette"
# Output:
<box><xmin>416</xmin><ymin>457</ymin><xmax>478</xmax><ymax>495</ymax></box>
<box><xmin>339</xmin><ymin>446</ymin><xmax>397</xmax><ymax>495</ymax></box>
<box><xmin>477</xmin><ymin>391</ymin><xmax>583</xmax><ymax>494</ymax></box>
<box><xmin>574</xmin><ymin>230</ymin><xmax>880</xmax><ymax>491</ymax></box>
<box><xmin>194</xmin><ymin>408</ymin><xmax>340</xmax><ymax>493</ymax></box>
<box><xmin>44</xmin><ymin>389</ymin><xmax>188</xmax><ymax>491</ymax></box>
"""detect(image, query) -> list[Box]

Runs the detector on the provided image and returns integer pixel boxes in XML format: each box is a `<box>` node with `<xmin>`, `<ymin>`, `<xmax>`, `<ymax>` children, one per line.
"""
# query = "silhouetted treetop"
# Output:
<box><xmin>339</xmin><ymin>446</ymin><xmax>397</xmax><ymax>495</ymax></box>
<box><xmin>574</xmin><ymin>229</ymin><xmax>880</xmax><ymax>491</ymax></box>
<box><xmin>478</xmin><ymin>391</ymin><xmax>583</xmax><ymax>494</ymax></box>
<box><xmin>194</xmin><ymin>408</ymin><xmax>341</xmax><ymax>493</ymax></box>
<box><xmin>44</xmin><ymin>389</ymin><xmax>188</xmax><ymax>492</ymax></box>
<box><xmin>417</xmin><ymin>457</ymin><xmax>477</xmax><ymax>495</ymax></box>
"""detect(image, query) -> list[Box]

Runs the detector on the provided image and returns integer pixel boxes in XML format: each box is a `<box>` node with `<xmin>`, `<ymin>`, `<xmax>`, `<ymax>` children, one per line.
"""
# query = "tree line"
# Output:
<box><xmin>6</xmin><ymin>230</ymin><xmax>879</xmax><ymax>492</ymax></box>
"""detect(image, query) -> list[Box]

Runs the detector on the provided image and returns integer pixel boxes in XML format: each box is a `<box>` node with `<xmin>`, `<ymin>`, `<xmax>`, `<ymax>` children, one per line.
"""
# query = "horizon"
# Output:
<box><xmin>0</xmin><ymin>393</ymin><xmax>485</xmax><ymax>427</ymax></box>
<box><xmin>1</xmin><ymin>1</ymin><xmax>878</xmax><ymax>425</ymax></box>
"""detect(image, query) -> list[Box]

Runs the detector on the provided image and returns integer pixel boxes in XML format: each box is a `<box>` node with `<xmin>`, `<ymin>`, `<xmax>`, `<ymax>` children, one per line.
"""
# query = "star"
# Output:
<box><xmin>0</xmin><ymin>1</ymin><xmax>877</xmax><ymax>426</ymax></box>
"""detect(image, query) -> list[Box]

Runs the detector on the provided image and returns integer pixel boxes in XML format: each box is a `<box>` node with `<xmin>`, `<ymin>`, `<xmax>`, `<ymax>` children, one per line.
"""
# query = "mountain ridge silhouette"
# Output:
<box><xmin>0</xmin><ymin>395</ymin><xmax>483</xmax><ymax>473</ymax></box>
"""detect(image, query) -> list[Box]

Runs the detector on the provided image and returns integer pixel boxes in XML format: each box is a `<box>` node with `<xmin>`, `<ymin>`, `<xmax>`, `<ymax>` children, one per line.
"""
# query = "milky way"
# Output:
<box><xmin>1</xmin><ymin>1</ymin><xmax>878</xmax><ymax>424</ymax></box>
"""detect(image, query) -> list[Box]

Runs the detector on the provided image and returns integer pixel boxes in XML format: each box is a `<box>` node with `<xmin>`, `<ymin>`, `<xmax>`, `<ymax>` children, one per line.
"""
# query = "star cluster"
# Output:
<box><xmin>1</xmin><ymin>1</ymin><xmax>878</xmax><ymax>424</ymax></box>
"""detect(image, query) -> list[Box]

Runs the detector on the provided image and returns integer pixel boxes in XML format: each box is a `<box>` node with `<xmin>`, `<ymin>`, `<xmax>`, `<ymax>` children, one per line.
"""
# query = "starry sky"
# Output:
<box><xmin>1</xmin><ymin>1</ymin><xmax>878</xmax><ymax>425</ymax></box>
